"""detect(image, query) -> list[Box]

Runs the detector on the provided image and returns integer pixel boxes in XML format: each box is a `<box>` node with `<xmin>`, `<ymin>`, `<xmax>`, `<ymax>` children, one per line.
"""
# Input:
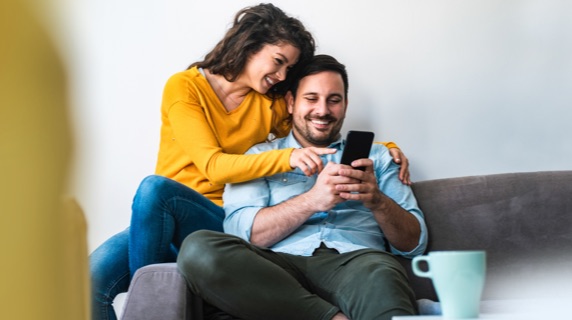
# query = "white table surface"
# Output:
<box><xmin>393</xmin><ymin>298</ymin><xmax>569</xmax><ymax>320</ymax></box>
<box><xmin>393</xmin><ymin>314</ymin><xmax>531</xmax><ymax>320</ymax></box>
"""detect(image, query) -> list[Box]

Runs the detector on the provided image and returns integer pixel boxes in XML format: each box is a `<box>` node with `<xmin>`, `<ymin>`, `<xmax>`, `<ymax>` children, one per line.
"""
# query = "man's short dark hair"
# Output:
<box><xmin>289</xmin><ymin>54</ymin><xmax>349</xmax><ymax>99</ymax></box>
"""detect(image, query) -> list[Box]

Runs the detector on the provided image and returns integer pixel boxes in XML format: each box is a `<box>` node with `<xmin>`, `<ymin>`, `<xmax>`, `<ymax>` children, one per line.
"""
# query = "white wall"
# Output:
<box><xmin>48</xmin><ymin>0</ymin><xmax>572</xmax><ymax>251</ymax></box>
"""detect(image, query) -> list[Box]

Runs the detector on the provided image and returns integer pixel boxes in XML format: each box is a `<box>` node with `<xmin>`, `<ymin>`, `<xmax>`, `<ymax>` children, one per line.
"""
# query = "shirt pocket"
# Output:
<box><xmin>266</xmin><ymin>172</ymin><xmax>310</xmax><ymax>205</ymax></box>
<box><xmin>266</xmin><ymin>172</ymin><xmax>308</xmax><ymax>186</ymax></box>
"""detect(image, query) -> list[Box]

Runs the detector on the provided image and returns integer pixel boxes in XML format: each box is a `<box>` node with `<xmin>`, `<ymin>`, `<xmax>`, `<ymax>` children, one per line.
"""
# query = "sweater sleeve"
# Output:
<box><xmin>378</xmin><ymin>141</ymin><xmax>399</xmax><ymax>149</ymax></box>
<box><xmin>167</xmin><ymin>99</ymin><xmax>294</xmax><ymax>185</ymax></box>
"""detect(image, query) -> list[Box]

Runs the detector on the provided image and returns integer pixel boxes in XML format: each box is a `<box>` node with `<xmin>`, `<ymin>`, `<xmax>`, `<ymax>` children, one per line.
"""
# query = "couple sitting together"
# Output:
<box><xmin>90</xmin><ymin>4</ymin><xmax>427</xmax><ymax>320</ymax></box>
<box><xmin>177</xmin><ymin>54</ymin><xmax>428</xmax><ymax>320</ymax></box>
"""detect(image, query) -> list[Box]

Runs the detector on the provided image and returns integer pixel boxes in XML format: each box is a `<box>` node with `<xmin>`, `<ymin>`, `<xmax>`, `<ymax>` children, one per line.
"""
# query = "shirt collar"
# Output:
<box><xmin>284</xmin><ymin>131</ymin><xmax>345</xmax><ymax>150</ymax></box>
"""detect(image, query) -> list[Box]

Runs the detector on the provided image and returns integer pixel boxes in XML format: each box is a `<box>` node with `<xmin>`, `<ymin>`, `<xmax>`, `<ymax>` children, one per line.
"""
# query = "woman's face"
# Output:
<box><xmin>241</xmin><ymin>43</ymin><xmax>300</xmax><ymax>94</ymax></box>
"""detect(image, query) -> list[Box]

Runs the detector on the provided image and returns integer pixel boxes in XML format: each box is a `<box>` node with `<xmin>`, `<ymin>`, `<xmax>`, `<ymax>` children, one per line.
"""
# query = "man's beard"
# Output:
<box><xmin>292</xmin><ymin>115</ymin><xmax>344</xmax><ymax>147</ymax></box>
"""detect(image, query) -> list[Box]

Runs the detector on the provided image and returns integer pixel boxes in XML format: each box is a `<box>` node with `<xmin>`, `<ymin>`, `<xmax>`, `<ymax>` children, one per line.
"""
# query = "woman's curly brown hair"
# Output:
<box><xmin>189</xmin><ymin>3</ymin><xmax>315</xmax><ymax>97</ymax></box>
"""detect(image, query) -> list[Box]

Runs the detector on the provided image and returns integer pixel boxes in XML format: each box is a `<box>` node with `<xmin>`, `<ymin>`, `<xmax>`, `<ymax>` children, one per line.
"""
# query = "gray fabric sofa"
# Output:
<box><xmin>120</xmin><ymin>171</ymin><xmax>572</xmax><ymax>320</ymax></box>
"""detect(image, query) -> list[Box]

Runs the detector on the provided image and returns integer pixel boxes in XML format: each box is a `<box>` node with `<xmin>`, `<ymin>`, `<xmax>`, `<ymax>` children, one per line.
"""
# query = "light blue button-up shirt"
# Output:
<box><xmin>223</xmin><ymin>132</ymin><xmax>428</xmax><ymax>259</ymax></box>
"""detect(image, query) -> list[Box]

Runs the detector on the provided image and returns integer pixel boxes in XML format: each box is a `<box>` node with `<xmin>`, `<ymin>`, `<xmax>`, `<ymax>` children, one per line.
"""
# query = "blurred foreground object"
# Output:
<box><xmin>1</xmin><ymin>0</ymin><xmax>89</xmax><ymax>319</ymax></box>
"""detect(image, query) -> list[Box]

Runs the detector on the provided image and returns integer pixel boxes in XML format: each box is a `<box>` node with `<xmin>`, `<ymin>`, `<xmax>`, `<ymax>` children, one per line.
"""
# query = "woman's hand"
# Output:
<box><xmin>388</xmin><ymin>148</ymin><xmax>411</xmax><ymax>185</ymax></box>
<box><xmin>290</xmin><ymin>147</ymin><xmax>337</xmax><ymax>176</ymax></box>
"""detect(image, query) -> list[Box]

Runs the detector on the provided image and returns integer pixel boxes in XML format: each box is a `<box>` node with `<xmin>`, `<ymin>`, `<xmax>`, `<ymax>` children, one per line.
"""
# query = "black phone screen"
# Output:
<box><xmin>340</xmin><ymin>130</ymin><xmax>375</xmax><ymax>170</ymax></box>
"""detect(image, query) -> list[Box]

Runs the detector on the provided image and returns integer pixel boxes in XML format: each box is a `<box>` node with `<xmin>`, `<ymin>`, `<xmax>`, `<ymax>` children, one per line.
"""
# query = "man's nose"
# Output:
<box><xmin>314</xmin><ymin>99</ymin><xmax>331</xmax><ymax>115</ymax></box>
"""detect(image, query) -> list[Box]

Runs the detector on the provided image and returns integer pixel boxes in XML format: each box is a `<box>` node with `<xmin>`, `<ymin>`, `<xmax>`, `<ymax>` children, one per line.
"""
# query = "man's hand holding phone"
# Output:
<box><xmin>337</xmin><ymin>157</ymin><xmax>385</xmax><ymax>209</ymax></box>
<box><xmin>336</xmin><ymin>130</ymin><xmax>379</xmax><ymax>202</ymax></box>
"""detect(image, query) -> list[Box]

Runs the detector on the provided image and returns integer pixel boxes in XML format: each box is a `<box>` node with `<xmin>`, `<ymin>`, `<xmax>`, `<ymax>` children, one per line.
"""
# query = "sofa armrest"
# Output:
<box><xmin>121</xmin><ymin>263</ymin><xmax>203</xmax><ymax>320</ymax></box>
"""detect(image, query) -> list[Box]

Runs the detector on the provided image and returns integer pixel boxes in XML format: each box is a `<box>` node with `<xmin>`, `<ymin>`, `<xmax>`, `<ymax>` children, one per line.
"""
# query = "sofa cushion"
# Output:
<box><xmin>121</xmin><ymin>263</ymin><xmax>202</xmax><ymax>320</ymax></box>
<box><xmin>404</xmin><ymin>171</ymin><xmax>572</xmax><ymax>301</ymax></box>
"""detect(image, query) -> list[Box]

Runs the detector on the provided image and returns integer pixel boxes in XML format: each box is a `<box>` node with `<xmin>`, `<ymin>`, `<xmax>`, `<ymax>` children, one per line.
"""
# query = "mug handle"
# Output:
<box><xmin>412</xmin><ymin>256</ymin><xmax>432</xmax><ymax>278</ymax></box>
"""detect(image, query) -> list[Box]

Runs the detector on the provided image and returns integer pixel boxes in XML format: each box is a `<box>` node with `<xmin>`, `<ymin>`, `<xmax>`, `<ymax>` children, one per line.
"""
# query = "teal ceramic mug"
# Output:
<box><xmin>412</xmin><ymin>251</ymin><xmax>486</xmax><ymax>319</ymax></box>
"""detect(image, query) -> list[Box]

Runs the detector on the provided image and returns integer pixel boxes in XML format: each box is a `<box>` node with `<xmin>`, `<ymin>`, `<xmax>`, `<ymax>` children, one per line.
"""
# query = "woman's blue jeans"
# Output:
<box><xmin>90</xmin><ymin>175</ymin><xmax>224</xmax><ymax>320</ymax></box>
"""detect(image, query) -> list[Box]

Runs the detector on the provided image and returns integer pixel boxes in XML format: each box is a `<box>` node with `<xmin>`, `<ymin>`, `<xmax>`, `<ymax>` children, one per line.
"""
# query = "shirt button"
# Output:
<box><xmin>282</xmin><ymin>178</ymin><xmax>287</xmax><ymax>182</ymax></box>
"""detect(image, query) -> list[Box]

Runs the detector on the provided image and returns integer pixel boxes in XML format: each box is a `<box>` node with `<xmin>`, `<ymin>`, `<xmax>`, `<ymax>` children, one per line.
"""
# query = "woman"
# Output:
<box><xmin>90</xmin><ymin>4</ymin><xmax>410</xmax><ymax>320</ymax></box>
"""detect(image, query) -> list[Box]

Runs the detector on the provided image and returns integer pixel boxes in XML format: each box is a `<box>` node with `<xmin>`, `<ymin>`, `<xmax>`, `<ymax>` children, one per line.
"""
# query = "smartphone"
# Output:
<box><xmin>340</xmin><ymin>130</ymin><xmax>375</xmax><ymax>171</ymax></box>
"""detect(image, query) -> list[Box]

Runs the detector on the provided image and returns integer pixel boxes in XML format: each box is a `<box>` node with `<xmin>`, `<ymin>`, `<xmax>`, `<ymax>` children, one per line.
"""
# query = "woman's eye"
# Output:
<box><xmin>275</xmin><ymin>58</ymin><xmax>284</xmax><ymax>65</ymax></box>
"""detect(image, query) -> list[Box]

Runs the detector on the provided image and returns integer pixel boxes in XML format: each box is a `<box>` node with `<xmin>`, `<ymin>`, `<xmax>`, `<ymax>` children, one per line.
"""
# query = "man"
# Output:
<box><xmin>177</xmin><ymin>55</ymin><xmax>428</xmax><ymax>320</ymax></box>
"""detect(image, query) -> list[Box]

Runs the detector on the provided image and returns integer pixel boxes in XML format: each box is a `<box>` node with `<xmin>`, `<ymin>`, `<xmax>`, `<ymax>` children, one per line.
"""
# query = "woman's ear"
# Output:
<box><xmin>285</xmin><ymin>91</ymin><xmax>294</xmax><ymax>114</ymax></box>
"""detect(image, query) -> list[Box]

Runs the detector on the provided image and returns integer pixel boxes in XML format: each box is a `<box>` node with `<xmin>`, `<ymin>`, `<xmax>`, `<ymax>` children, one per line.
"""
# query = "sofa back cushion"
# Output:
<box><xmin>399</xmin><ymin>171</ymin><xmax>572</xmax><ymax>301</ymax></box>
